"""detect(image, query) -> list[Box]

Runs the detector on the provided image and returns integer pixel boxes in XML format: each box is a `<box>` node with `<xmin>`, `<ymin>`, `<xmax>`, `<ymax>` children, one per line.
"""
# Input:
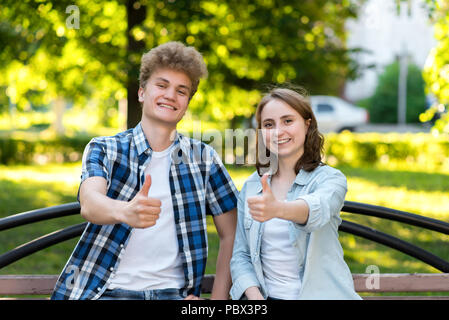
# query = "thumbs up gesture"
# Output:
<box><xmin>246</xmin><ymin>174</ymin><xmax>282</xmax><ymax>223</ymax></box>
<box><xmin>122</xmin><ymin>174</ymin><xmax>162</xmax><ymax>228</ymax></box>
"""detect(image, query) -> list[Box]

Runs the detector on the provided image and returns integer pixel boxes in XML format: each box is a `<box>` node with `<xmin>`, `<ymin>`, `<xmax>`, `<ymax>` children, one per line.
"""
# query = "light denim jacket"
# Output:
<box><xmin>230</xmin><ymin>165</ymin><xmax>361</xmax><ymax>300</ymax></box>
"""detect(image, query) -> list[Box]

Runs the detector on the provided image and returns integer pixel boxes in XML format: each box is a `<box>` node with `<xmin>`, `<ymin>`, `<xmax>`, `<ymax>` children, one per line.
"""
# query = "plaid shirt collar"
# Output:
<box><xmin>132</xmin><ymin>123</ymin><xmax>190</xmax><ymax>157</ymax></box>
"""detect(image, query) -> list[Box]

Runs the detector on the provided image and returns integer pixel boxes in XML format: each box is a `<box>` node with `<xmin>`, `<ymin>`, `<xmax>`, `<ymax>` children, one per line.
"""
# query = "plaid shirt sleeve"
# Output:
<box><xmin>205</xmin><ymin>149</ymin><xmax>238</xmax><ymax>216</ymax></box>
<box><xmin>77</xmin><ymin>138</ymin><xmax>111</xmax><ymax>200</ymax></box>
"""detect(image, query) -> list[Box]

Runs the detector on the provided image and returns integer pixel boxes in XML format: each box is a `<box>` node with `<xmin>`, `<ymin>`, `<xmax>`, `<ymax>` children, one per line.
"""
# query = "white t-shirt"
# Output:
<box><xmin>108</xmin><ymin>144</ymin><xmax>184</xmax><ymax>290</ymax></box>
<box><xmin>260</xmin><ymin>218</ymin><xmax>302</xmax><ymax>299</ymax></box>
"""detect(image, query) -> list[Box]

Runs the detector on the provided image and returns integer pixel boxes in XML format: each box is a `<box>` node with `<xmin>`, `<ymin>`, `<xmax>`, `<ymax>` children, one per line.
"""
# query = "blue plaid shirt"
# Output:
<box><xmin>51</xmin><ymin>123</ymin><xmax>238</xmax><ymax>300</ymax></box>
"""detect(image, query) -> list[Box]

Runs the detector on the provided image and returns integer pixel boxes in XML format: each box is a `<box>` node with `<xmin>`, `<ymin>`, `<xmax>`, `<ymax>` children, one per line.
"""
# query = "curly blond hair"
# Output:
<box><xmin>139</xmin><ymin>41</ymin><xmax>208</xmax><ymax>98</ymax></box>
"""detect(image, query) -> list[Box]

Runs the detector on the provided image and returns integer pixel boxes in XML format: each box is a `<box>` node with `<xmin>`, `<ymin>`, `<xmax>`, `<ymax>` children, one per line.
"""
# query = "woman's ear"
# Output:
<box><xmin>305</xmin><ymin>118</ymin><xmax>312</xmax><ymax>132</ymax></box>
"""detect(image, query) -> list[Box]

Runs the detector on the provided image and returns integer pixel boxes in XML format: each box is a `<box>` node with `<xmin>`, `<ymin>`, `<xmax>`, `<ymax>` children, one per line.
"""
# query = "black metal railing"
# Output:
<box><xmin>0</xmin><ymin>201</ymin><xmax>448</xmax><ymax>272</ymax></box>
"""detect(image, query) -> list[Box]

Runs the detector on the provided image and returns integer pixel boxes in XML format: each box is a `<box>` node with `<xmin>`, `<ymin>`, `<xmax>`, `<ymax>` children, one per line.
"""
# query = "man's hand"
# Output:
<box><xmin>120</xmin><ymin>174</ymin><xmax>162</xmax><ymax>228</ymax></box>
<box><xmin>184</xmin><ymin>294</ymin><xmax>204</xmax><ymax>300</ymax></box>
<box><xmin>246</xmin><ymin>174</ymin><xmax>282</xmax><ymax>223</ymax></box>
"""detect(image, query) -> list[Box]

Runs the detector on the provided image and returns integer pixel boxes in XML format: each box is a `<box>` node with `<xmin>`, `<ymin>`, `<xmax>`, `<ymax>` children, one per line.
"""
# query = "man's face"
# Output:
<box><xmin>139</xmin><ymin>68</ymin><xmax>192</xmax><ymax>127</ymax></box>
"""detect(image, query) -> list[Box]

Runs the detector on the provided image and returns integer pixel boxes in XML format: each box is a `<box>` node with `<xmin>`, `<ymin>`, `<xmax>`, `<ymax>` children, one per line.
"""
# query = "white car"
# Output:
<box><xmin>310</xmin><ymin>95</ymin><xmax>369</xmax><ymax>133</ymax></box>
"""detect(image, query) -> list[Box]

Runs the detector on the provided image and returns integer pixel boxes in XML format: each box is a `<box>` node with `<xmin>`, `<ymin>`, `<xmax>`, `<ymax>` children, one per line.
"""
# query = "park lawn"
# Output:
<box><xmin>0</xmin><ymin>162</ymin><xmax>448</xmax><ymax>297</ymax></box>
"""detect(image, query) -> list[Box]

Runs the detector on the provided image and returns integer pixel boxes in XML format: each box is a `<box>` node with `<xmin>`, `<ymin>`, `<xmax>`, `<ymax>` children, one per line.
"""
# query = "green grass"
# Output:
<box><xmin>0</xmin><ymin>162</ymin><xmax>448</xmax><ymax>298</ymax></box>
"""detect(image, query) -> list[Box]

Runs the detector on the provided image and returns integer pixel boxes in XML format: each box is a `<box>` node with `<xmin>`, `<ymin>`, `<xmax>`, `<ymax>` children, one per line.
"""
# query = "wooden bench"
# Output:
<box><xmin>1</xmin><ymin>273</ymin><xmax>448</xmax><ymax>299</ymax></box>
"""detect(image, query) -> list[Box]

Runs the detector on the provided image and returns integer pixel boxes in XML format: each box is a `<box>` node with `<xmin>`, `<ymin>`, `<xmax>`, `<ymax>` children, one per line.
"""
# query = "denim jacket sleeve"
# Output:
<box><xmin>230</xmin><ymin>183</ymin><xmax>261</xmax><ymax>300</ymax></box>
<box><xmin>295</xmin><ymin>167</ymin><xmax>347</xmax><ymax>233</ymax></box>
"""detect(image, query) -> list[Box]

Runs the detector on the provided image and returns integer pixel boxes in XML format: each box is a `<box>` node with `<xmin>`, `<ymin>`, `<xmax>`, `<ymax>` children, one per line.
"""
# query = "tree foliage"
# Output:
<box><xmin>0</xmin><ymin>0</ymin><xmax>126</xmax><ymax>124</ymax></box>
<box><xmin>421</xmin><ymin>0</ymin><xmax>449</xmax><ymax>133</ymax></box>
<box><xmin>368</xmin><ymin>61</ymin><xmax>426</xmax><ymax>124</ymax></box>
<box><xmin>0</xmin><ymin>0</ymin><xmax>363</xmax><ymax>130</ymax></box>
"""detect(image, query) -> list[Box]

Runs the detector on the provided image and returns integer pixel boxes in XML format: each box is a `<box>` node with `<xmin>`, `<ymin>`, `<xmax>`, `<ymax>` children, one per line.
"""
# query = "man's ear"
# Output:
<box><xmin>138</xmin><ymin>87</ymin><xmax>144</xmax><ymax>102</ymax></box>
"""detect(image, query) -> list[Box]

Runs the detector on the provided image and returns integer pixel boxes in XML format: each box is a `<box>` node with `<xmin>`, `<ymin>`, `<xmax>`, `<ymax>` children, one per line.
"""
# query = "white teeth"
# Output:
<box><xmin>159</xmin><ymin>104</ymin><xmax>175</xmax><ymax>110</ymax></box>
<box><xmin>276</xmin><ymin>138</ymin><xmax>290</xmax><ymax>144</ymax></box>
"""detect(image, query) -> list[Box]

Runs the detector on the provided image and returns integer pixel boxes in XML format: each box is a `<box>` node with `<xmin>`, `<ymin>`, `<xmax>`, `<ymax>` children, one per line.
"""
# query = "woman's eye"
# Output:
<box><xmin>263</xmin><ymin>123</ymin><xmax>273</xmax><ymax>128</ymax></box>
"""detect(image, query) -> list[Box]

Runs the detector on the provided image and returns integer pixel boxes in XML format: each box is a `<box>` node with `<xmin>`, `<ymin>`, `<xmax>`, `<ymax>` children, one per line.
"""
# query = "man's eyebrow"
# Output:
<box><xmin>155</xmin><ymin>77</ymin><xmax>191</xmax><ymax>91</ymax></box>
<box><xmin>155</xmin><ymin>77</ymin><xmax>169</xmax><ymax>83</ymax></box>
<box><xmin>178</xmin><ymin>84</ymin><xmax>191</xmax><ymax>91</ymax></box>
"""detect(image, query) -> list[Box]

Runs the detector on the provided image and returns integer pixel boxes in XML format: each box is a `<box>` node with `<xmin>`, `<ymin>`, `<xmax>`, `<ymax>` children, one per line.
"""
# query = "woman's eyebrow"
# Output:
<box><xmin>280</xmin><ymin>114</ymin><xmax>296</xmax><ymax>119</ymax></box>
<box><xmin>262</xmin><ymin>114</ymin><xmax>296</xmax><ymax>122</ymax></box>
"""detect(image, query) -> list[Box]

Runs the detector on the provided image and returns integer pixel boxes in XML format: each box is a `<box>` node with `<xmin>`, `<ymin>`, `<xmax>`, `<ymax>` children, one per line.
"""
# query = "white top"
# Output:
<box><xmin>108</xmin><ymin>144</ymin><xmax>185</xmax><ymax>290</ymax></box>
<box><xmin>260</xmin><ymin>218</ymin><xmax>302</xmax><ymax>299</ymax></box>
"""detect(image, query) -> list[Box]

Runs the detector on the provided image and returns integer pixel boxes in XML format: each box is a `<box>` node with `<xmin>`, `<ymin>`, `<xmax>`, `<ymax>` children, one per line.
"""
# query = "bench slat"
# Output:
<box><xmin>353</xmin><ymin>273</ymin><xmax>449</xmax><ymax>292</ymax></box>
<box><xmin>0</xmin><ymin>273</ymin><xmax>448</xmax><ymax>296</ymax></box>
<box><xmin>0</xmin><ymin>275</ymin><xmax>58</xmax><ymax>295</ymax></box>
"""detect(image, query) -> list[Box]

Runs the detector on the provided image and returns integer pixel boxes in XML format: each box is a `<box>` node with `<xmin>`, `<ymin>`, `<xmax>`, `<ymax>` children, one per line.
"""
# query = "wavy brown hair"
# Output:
<box><xmin>139</xmin><ymin>41</ymin><xmax>208</xmax><ymax>99</ymax></box>
<box><xmin>255</xmin><ymin>87</ymin><xmax>324</xmax><ymax>175</ymax></box>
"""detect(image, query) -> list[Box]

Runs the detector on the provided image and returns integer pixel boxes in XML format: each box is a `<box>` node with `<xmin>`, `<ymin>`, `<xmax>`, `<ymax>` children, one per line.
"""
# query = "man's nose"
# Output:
<box><xmin>164</xmin><ymin>87</ymin><xmax>176</xmax><ymax>100</ymax></box>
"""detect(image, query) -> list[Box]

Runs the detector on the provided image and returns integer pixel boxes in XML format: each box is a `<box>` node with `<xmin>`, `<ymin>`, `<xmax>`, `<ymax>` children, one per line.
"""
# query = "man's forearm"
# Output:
<box><xmin>210</xmin><ymin>237</ymin><xmax>234</xmax><ymax>299</ymax></box>
<box><xmin>80</xmin><ymin>190</ymin><xmax>125</xmax><ymax>225</ymax></box>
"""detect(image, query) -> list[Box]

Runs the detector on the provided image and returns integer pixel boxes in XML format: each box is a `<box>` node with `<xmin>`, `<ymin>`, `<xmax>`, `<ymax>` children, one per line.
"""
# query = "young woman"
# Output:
<box><xmin>230</xmin><ymin>87</ymin><xmax>361</xmax><ymax>300</ymax></box>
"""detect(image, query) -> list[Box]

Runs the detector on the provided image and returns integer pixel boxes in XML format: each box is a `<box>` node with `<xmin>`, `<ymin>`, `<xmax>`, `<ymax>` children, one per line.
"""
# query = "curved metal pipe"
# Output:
<box><xmin>2</xmin><ymin>201</ymin><xmax>448</xmax><ymax>235</ymax></box>
<box><xmin>0</xmin><ymin>219</ymin><xmax>447</xmax><ymax>273</ymax></box>
<box><xmin>0</xmin><ymin>202</ymin><xmax>81</xmax><ymax>232</ymax></box>
<box><xmin>339</xmin><ymin>220</ymin><xmax>449</xmax><ymax>273</ymax></box>
<box><xmin>342</xmin><ymin>201</ymin><xmax>449</xmax><ymax>235</ymax></box>
<box><xmin>0</xmin><ymin>223</ymin><xmax>87</xmax><ymax>269</ymax></box>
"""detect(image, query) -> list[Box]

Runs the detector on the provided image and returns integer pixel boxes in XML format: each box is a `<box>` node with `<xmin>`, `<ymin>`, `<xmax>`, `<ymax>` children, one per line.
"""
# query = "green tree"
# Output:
<box><xmin>420</xmin><ymin>0</ymin><xmax>449</xmax><ymax>134</ymax></box>
<box><xmin>369</xmin><ymin>61</ymin><xmax>427</xmax><ymax>124</ymax></box>
<box><xmin>146</xmin><ymin>0</ymin><xmax>363</xmax><ymax>129</ymax></box>
<box><xmin>0</xmin><ymin>0</ymin><xmax>363</xmax><ymax>131</ymax></box>
<box><xmin>0</xmin><ymin>0</ymin><xmax>127</xmax><ymax>128</ymax></box>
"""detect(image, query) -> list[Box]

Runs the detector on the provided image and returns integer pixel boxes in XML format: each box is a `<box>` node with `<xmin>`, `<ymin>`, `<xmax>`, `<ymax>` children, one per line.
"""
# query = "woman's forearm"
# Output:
<box><xmin>277</xmin><ymin>199</ymin><xmax>310</xmax><ymax>225</ymax></box>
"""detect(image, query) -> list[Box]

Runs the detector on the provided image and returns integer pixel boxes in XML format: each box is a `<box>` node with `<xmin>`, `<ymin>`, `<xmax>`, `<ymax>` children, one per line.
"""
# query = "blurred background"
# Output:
<box><xmin>0</xmin><ymin>0</ymin><xmax>448</xmax><ymax>297</ymax></box>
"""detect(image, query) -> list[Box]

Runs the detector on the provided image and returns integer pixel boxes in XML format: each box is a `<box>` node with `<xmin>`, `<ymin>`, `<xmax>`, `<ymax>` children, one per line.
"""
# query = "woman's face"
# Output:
<box><xmin>260</xmin><ymin>98</ymin><xmax>311</xmax><ymax>161</ymax></box>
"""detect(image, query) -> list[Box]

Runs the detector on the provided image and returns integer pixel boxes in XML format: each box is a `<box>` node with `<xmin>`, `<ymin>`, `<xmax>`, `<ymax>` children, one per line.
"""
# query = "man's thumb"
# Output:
<box><xmin>261</xmin><ymin>173</ymin><xmax>272</xmax><ymax>194</ymax></box>
<box><xmin>140</xmin><ymin>174</ymin><xmax>152</xmax><ymax>196</ymax></box>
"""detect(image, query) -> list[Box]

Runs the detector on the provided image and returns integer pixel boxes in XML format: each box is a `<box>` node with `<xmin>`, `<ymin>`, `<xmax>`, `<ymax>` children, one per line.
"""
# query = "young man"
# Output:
<box><xmin>51</xmin><ymin>42</ymin><xmax>238</xmax><ymax>300</ymax></box>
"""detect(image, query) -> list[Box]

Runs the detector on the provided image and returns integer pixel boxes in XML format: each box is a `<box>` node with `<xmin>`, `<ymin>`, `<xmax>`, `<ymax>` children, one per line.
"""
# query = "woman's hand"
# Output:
<box><xmin>244</xmin><ymin>286</ymin><xmax>265</xmax><ymax>300</ymax></box>
<box><xmin>246</xmin><ymin>174</ymin><xmax>283</xmax><ymax>223</ymax></box>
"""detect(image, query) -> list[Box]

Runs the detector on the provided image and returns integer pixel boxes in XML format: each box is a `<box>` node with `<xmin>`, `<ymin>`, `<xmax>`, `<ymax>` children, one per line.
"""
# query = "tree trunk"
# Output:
<box><xmin>126</xmin><ymin>0</ymin><xmax>146</xmax><ymax>129</ymax></box>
